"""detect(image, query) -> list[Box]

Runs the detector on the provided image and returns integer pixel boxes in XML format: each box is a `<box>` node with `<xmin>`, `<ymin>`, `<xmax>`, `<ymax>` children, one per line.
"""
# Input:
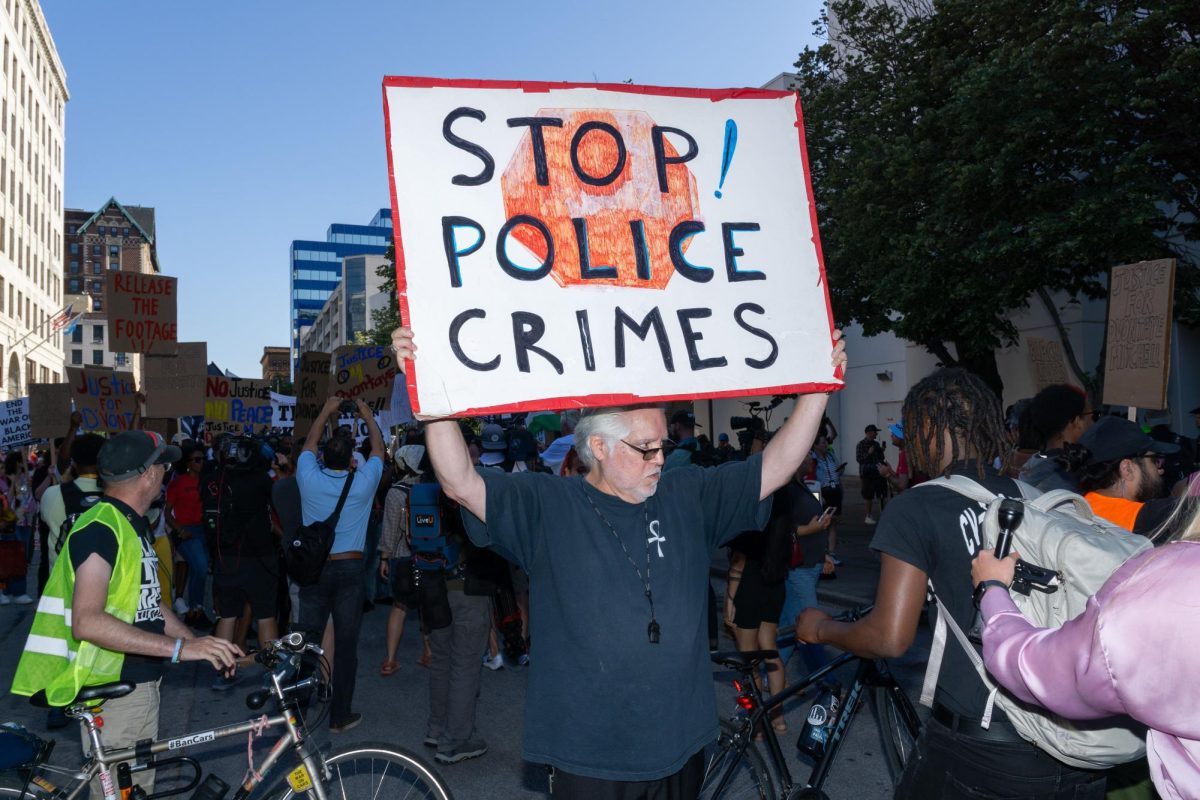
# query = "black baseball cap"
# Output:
<box><xmin>480</xmin><ymin>423</ymin><xmax>506</xmax><ymax>451</ymax></box>
<box><xmin>864</xmin><ymin>424</ymin><xmax>881</xmax><ymax>433</ymax></box>
<box><xmin>1078</xmin><ymin>416</ymin><xmax>1179</xmax><ymax>464</ymax></box>
<box><xmin>670</xmin><ymin>409</ymin><xmax>699</xmax><ymax>428</ymax></box>
<box><xmin>1190</xmin><ymin>405</ymin><xmax>1200</xmax><ymax>416</ymax></box>
<box><xmin>98</xmin><ymin>431</ymin><xmax>182</xmax><ymax>482</ymax></box>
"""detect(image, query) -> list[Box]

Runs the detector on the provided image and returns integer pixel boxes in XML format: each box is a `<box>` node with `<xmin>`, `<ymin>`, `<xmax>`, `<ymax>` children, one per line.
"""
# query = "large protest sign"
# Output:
<box><xmin>331</xmin><ymin>345</ymin><xmax>399</xmax><ymax>413</ymax></box>
<box><xmin>143</xmin><ymin>342</ymin><xmax>208</xmax><ymax>418</ymax></box>
<box><xmin>204</xmin><ymin>376</ymin><xmax>272</xmax><ymax>434</ymax></box>
<box><xmin>383</xmin><ymin>78</ymin><xmax>841</xmax><ymax>417</ymax></box>
<box><xmin>0</xmin><ymin>398</ymin><xmax>32</xmax><ymax>448</ymax></box>
<box><xmin>105</xmin><ymin>271</ymin><xmax>178</xmax><ymax>354</ymax></box>
<box><xmin>271</xmin><ymin>392</ymin><xmax>395</xmax><ymax>443</ymax></box>
<box><xmin>1026</xmin><ymin>336</ymin><xmax>1070</xmax><ymax>392</ymax></box>
<box><xmin>28</xmin><ymin>383</ymin><xmax>72</xmax><ymax>439</ymax></box>
<box><xmin>1103</xmin><ymin>259</ymin><xmax>1175</xmax><ymax>409</ymax></box>
<box><xmin>67</xmin><ymin>368</ymin><xmax>139</xmax><ymax>432</ymax></box>
<box><xmin>294</xmin><ymin>351</ymin><xmax>332</xmax><ymax>438</ymax></box>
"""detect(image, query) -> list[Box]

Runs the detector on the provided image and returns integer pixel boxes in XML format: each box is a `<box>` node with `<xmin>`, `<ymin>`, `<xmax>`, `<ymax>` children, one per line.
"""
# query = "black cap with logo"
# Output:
<box><xmin>98</xmin><ymin>431</ymin><xmax>182</xmax><ymax>482</ymax></box>
<box><xmin>1078</xmin><ymin>416</ymin><xmax>1179</xmax><ymax>464</ymax></box>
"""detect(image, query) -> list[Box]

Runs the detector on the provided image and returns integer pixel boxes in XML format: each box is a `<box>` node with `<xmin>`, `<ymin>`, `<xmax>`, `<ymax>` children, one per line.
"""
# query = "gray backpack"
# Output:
<box><xmin>917</xmin><ymin>475</ymin><xmax>1150</xmax><ymax>769</ymax></box>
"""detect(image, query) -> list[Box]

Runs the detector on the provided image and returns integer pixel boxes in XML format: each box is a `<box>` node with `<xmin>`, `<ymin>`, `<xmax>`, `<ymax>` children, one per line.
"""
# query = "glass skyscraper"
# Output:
<box><xmin>289</xmin><ymin>209</ymin><xmax>392</xmax><ymax>373</ymax></box>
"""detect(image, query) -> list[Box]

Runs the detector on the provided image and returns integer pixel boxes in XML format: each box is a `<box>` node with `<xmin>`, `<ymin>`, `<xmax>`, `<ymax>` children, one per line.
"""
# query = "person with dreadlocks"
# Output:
<box><xmin>795</xmin><ymin>368</ymin><xmax>1108</xmax><ymax>799</ymax></box>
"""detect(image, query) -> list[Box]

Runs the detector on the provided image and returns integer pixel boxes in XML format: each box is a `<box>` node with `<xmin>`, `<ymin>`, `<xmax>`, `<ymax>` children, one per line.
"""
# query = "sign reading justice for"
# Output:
<box><xmin>383</xmin><ymin>78</ymin><xmax>841</xmax><ymax>417</ymax></box>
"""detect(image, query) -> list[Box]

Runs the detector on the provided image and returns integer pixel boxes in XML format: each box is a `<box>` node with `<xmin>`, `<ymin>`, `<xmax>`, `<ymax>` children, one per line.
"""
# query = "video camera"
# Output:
<box><xmin>730</xmin><ymin>395</ymin><xmax>794</xmax><ymax>455</ymax></box>
<box><xmin>218</xmin><ymin>434</ymin><xmax>273</xmax><ymax>472</ymax></box>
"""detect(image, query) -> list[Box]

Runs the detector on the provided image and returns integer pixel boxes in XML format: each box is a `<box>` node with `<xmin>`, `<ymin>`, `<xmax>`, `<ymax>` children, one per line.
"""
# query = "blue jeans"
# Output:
<box><xmin>176</xmin><ymin>527</ymin><xmax>209</xmax><ymax>611</ymax></box>
<box><xmin>298</xmin><ymin>559</ymin><xmax>365</xmax><ymax>725</ymax></box>
<box><xmin>778</xmin><ymin>563</ymin><xmax>830</xmax><ymax>673</ymax></box>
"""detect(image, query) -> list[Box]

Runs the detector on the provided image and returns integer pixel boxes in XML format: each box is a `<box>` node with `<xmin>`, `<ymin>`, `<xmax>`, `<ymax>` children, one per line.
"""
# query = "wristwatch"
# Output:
<box><xmin>973</xmin><ymin>579</ymin><xmax>1009</xmax><ymax>608</ymax></box>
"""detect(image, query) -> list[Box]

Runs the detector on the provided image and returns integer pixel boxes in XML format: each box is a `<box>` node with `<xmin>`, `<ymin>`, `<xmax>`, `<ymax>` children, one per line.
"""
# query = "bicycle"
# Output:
<box><xmin>701</xmin><ymin>605</ymin><xmax>921</xmax><ymax>800</ymax></box>
<box><xmin>1</xmin><ymin>632</ymin><xmax>453</xmax><ymax>800</ymax></box>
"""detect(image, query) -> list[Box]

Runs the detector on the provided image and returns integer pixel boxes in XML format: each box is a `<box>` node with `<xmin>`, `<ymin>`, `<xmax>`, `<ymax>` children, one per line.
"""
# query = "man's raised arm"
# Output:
<box><xmin>391</xmin><ymin>326</ymin><xmax>486</xmax><ymax>521</ymax></box>
<box><xmin>759</xmin><ymin>332</ymin><xmax>847</xmax><ymax>500</ymax></box>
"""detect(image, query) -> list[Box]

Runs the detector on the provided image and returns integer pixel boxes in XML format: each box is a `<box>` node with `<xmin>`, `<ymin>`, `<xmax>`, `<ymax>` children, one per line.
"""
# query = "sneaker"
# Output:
<box><xmin>483</xmin><ymin>653</ymin><xmax>504</xmax><ymax>671</ymax></box>
<box><xmin>422</xmin><ymin>735</ymin><xmax>440</xmax><ymax>749</ymax></box>
<box><xmin>330</xmin><ymin>713</ymin><xmax>362</xmax><ymax>734</ymax></box>
<box><xmin>435</xmin><ymin>739</ymin><xmax>488</xmax><ymax>764</ymax></box>
<box><xmin>0</xmin><ymin>594</ymin><xmax>11</xmax><ymax>606</ymax></box>
<box><xmin>864</xmin><ymin>516</ymin><xmax>877</xmax><ymax>525</ymax></box>
<box><xmin>12</xmin><ymin>594</ymin><xmax>33</xmax><ymax>605</ymax></box>
<box><xmin>173</xmin><ymin>597</ymin><xmax>189</xmax><ymax>615</ymax></box>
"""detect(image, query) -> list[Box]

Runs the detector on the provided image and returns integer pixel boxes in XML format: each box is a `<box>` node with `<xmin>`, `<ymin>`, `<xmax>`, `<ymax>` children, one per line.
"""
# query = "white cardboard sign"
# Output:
<box><xmin>383</xmin><ymin>78</ymin><xmax>841</xmax><ymax>417</ymax></box>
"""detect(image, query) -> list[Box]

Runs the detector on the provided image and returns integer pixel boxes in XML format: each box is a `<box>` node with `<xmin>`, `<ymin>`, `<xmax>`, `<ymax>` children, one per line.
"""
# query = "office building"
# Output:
<box><xmin>300</xmin><ymin>253</ymin><xmax>389</xmax><ymax>354</ymax></box>
<box><xmin>0</xmin><ymin>0</ymin><xmax>67</xmax><ymax>399</ymax></box>
<box><xmin>290</xmin><ymin>208</ymin><xmax>391</xmax><ymax>372</ymax></box>
<box><xmin>62</xmin><ymin>198</ymin><xmax>159</xmax><ymax>372</ymax></box>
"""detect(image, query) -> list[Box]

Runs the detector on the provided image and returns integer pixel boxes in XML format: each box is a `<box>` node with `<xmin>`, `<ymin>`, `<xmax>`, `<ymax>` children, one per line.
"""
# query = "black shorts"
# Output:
<box><xmin>820</xmin><ymin>485</ymin><xmax>843</xmax><ymax>516</ymax></box>
<box><xmin>861</xmin><ymin>475</ymin><xmax>887</xmax><ymax>500</ymax></box>
<box><xmin>733</xmin><ymin>563</ymin><xmax>786</xmax><ymax>630</ymax></box>
<box><xmin>214</xmin><ymin>557</ymin><xmax>280</xmax><ymax>620</ymax></box>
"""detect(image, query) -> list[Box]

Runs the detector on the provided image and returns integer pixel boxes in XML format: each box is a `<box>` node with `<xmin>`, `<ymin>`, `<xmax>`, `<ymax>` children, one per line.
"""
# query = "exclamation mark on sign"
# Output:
<box><xmin>714</xmin><ymin>119</ymin><xmax>738</xmax><ymax>199</ymax></box>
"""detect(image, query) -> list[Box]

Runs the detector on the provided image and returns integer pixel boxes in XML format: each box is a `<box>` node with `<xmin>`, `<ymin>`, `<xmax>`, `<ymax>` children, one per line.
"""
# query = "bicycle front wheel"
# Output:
<box><xmin>278</xmin><ymin>744</ymin><xmax>453</xmax><ymax>800</ymax></box>
<box><xmin>870</xmin><ymin>684</ymin><xmax>920</xmax><ymax>782</ymax></box>
<box><xmin>698</xmin><ymin>719</ymin><xmax>775</xmax><ymax>800</ymax></box>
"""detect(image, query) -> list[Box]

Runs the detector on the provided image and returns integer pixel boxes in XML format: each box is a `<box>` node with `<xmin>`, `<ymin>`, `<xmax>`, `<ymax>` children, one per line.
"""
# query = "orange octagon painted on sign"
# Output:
<box><xmin>500</xmin><ymin>108</ymin><xmax>702</xmax><ymax>290</ymax></box>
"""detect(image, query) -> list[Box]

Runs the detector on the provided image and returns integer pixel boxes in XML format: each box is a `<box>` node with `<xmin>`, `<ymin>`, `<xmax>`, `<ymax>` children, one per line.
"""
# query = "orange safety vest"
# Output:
<box><xmin>1083</xmin><ymin>492</ymin><xmax>1143</xmax><ymax>532</ymax></box>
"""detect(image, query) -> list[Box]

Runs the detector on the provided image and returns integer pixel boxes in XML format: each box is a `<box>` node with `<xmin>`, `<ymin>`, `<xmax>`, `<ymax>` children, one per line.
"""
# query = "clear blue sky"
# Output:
<box><xmin>42</xmin><ymin>0</ymin><xmax>823</xmax><ymax>378</ymax></box>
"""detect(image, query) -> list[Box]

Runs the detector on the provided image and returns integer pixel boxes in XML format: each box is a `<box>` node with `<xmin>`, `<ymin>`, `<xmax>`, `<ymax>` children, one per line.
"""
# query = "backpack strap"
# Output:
<box><xmin>1028</xmin><ymin>489</ymin><xmax>1094</xmax><ymax>519</ymax></box>
<box><xmin>325</xmin><ymin>471</ymin><xmax>356</xmax><ymax>529</ymax></box>
<box><xmin>920</xmin><ymin>583</ymin><xmax>1001</xmax><ymax>730</ymax></box>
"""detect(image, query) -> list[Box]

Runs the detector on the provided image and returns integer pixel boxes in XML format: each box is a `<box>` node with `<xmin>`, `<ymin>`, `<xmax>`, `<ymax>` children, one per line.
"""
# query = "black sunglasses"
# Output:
<box><xmin>621</xmin><ymin>439</ymin><xmax>676</xmax><ymax>462</ymax></box>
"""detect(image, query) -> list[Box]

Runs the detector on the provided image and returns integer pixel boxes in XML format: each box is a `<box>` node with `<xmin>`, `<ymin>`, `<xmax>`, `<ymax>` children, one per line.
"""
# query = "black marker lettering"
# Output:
<box><xmin>507</xmin><ymin>117</ymin><xmax>564</xmax><ymax>186</ymax></box>
<box><xmin>441</xmin><ymin>216</ymin><xmax>485</xmax><ymax>288</ymax></box>
<box><xmin>512</xmin><ymin>312</ymin><xmax>564</xmax><ymax>375</ymax></box>
<box><xmin>676</xmin><ymin>308</ymin><xmax>728</xmax><ymax>370</ymax></box>
<box><xmin>443</xmin><ymin>107</ymin><xmax>494</xmax><ymax>186</ymax></box>
<box><xmin>576</xmin><ymin>310</ymin><xmax>596</xmax><ymax>371</ymax></box>
<box><xmin>573</xmin><ymin>218</ymin><xmax>618</xmax><ymax>280</ymax></box>
<box><xmin>721</xmin><ymin>223</ymin><xmax>765</xmax><ymax>282</ymax></box>
<box><xmin>448</xmin><ymin>309</ymin><xmax>501</xmax><ymax>371</ymax></box>
<box><xmin>650</xmin><ymin>125</ymin><xmax>699</xmax><ymax>193</ymax></box>
<box><xmin>668</xmin><ymin>220</ymin><xmax>713</xmax><ymax>283</ymax></box>
<box><xmin>570</xmin><ymin>121</ymin><xmax>627</xmax><ymax>186</ymax></box>
<box><xmin>614</xmin><ymin>306</ymin><xmax>675</xmax><ymax>372</ymax></box>
<box><xmin>496</xmin><ymin>215</ymin><xmax>554</xmax><ymax>281</ymax></box>
<box><xmin>734</xmin><ymin>303</ymin><xmax>779</xmax><ymax>369</ymax></box>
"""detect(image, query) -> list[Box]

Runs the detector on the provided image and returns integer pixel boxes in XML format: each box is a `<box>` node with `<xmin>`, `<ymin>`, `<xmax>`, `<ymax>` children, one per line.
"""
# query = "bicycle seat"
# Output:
<box><xmin>710</xmin><ymin>649</ymin><xmax>779</xmax><ymax>671</ymax></box>
<box><xmin>28</xmin><ymin>681</ymin><xmax>136</xmax><ymax>709</ymax></box>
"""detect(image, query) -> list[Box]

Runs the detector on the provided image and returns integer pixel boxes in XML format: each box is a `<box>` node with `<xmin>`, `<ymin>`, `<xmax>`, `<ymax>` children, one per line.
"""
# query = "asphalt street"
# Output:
<box><xmin>0</xmin><ymin>478</ymin><xmax>931</xmax><ymax>799</ymax></box>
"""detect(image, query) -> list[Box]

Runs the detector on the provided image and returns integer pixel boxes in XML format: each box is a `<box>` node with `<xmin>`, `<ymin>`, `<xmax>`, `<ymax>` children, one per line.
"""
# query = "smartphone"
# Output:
<box><xmin>836</xmin><ymin>462</ymin><xmax>847</xmax><ymax>473</ymax></box>
<box><xmin>820</xmin><ymin>506</ymin><xmax>836</xmax><ymax>521</ymax></box>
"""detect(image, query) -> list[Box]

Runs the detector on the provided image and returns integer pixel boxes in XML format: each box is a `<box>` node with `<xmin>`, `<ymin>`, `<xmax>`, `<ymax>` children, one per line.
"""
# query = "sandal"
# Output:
<box><xmin>416</xmin><ymin>653</ymin><xmax>431</xmax><ymax>669</ymax></box>
<box><xmin>379</xmin><ymin>661</ymin><xmax>401</xmax><ymax>677</ymax></box>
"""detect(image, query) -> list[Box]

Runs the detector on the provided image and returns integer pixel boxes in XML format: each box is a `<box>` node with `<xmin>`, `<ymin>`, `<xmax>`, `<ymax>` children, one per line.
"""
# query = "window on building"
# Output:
<box><xmin>109</xmin><ymin>261</ymin><xmax>118</xmax><ymax>271</ymax></box>
<box><xmin>71</xmin><ymin>326</ymin><xmax>82</xmax><ymax>344</ymax></box>
<box><xmin>92</xmin><ymin>324</ymin><xmax>104</xmax><ymax>344</ymax></box>
<box><xmin>69</xmin><ymin>242</ymin><xmax>78</xmax><ymax>254</ymax></box>
<box><xmin>39</xmin><ymin>365</ymin><xmax>47</xmax><ymax>383</ymax></box>
<box><xmin>91</xmin><ymin>262</ymin><xmax>101</xmax><ymax>275</ymax></box>
<box><xmin>0</xmin><ymin>276</ymin><xmax>3</xmax><ymax>313</ymax></box>
<box><xmin>122</xmin><ymin>227</ymin><xmax>129</xmax><ymax>237</ymax></box>
<box><xmin>91</xmin><ymin>244</ymin><xmax>100</xmax><ymax>255</ymax></box>
<box><xmin>69</xmin><ymin>260</ymin><xmax>78</xmax><ymax>274</ymax></box>
<box><xmin>93</xmin><ymin>297</ymin><xmax>103</xmax><ymax>312</ymax></box>
<box><xmin>114</xmin><ymin>353</ymin><xmax>128</xmax><ymax>367</ymax></box>
<box><xmin>109</xmin><ymin>244</ymin><xmax>118</xmax><ymax>256</ymax></box>
<box><xmin>91</xmin><ymin>350</ymin><xmax>103</xmax><ymax>366</ymax></box>
<box><xmin>91</xmin><ymin>280</ymin><xmax>101</xmax><ymax>293</ymax></box>
<box><xmin>67</xmin><ymin>278</ymin><xmax>80</xmax><ymax>293</ymax></box>
<box><xmin>97</xmin><ymin>225</ymin><xmax>105</xmax><ymax>235</ymax></box>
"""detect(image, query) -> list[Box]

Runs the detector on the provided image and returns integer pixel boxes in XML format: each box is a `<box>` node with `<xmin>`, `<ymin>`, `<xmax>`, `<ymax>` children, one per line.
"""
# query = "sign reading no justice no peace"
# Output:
<box><xmin>383</xmin><ymin>78</ymin><xmax>842</xmax><ymax>417</ymax></box>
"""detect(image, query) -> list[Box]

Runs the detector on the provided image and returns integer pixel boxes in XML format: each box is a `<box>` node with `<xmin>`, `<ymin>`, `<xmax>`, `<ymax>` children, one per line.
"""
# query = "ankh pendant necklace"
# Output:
<box><xmin>584</xmin><ymin>491</ymin><xmax>660</xmax><ymax>644</ymax></box>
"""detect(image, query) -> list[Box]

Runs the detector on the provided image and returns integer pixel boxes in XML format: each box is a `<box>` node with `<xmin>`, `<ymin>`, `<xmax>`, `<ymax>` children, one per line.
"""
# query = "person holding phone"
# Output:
<box><xmin>812</xmin><ymin>437</ymin><xmax>844</xmax><ymax>563</ymax></box>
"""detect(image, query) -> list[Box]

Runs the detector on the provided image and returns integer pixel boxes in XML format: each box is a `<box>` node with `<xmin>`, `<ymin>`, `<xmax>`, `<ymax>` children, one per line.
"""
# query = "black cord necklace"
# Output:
<box><xmin>583</xmin><ymin>490</ymin><xmax>660</xmax><ymax>644</ymax></box>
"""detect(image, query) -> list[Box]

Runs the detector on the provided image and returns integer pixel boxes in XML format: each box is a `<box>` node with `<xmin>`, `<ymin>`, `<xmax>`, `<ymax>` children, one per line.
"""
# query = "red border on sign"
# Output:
<box><xmin>381</xmin><ymin>76</ymin><xmax>840</xmax><ymax>419</ymax></box>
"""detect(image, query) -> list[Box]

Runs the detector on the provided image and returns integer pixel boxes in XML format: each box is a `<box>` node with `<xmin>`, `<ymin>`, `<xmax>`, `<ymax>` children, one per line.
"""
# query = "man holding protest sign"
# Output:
<box><xmin>392</xmin><ymin>325</ymin><xmax>845</xmax><ymax>793</ymax></box>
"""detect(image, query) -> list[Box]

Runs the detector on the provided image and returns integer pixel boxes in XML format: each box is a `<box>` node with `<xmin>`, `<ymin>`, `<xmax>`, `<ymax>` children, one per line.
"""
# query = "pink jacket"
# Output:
<box><xmin>980</xmin><ymin>541</ymin><xmax>1200</xmax><ymax>800</ymax></box>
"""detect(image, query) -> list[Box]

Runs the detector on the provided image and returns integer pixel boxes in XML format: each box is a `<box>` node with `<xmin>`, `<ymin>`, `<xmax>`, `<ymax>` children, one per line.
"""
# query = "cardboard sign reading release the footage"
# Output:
<box><xmin>105</xmin><ymin>271</ymin><xmax>178</xmax><ymax>354</ymax></box>
<box><xmin>1103</xmin><ymin>259</ymin><xmax>1175</xmax><ymax>410</ymax></box>
<box><xmin>383</xmin><ymin>78</ymin><xmax>841</xmax><ymax>417</ymax></box>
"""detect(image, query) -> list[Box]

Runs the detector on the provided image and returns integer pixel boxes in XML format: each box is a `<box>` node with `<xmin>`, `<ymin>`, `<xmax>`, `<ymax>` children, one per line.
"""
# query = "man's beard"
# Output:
<box><xmin>1134</xmin><ymin>465</ymin><xmax>1163</xmax><ymax>502</ymax></box>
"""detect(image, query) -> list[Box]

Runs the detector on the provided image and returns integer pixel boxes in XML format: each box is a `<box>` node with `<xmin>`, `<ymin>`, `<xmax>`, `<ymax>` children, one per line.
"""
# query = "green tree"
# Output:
<box><xmin>364</xmin><ymin>244</ymin><xmax>401</xmax><ymax>346</ymax></box>
<box><xmin>795</xmin><ymin>0</ymin><xmax>1199</xmax><ymax>396</ymax></box>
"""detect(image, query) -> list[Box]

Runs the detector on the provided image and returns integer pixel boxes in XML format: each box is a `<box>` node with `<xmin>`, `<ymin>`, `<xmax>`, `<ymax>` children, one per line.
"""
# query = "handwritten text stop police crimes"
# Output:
<box><xmin>435</xmin><ymin>108</ymin><xmax>779</xmax><ymax>377</ymax></box>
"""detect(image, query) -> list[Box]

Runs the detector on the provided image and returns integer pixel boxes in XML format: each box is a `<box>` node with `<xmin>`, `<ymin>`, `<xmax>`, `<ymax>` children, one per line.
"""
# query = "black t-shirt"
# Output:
<box><xmin>461</xmin><ymin>455</ymin><xmax>771</xmax><ymax>781</ymax></box>
<box><xmin>1135</xmin><ymin>498</ymin><xmax>1178</xmax><ymax>538</ymax></box>
<box><xmin>870</xmin><ymin>462</ymin><xmax>1020</xmax><ymax>718</ymax></box>
<box><xmin>67</xmin><ymin>497</ymin><xmax>166</xmax><ymax>684</ymax></box>
<box><xmin>211</xmin><ymin>467</ymin><xmax>276</xmax><ymax>566</ymax></box>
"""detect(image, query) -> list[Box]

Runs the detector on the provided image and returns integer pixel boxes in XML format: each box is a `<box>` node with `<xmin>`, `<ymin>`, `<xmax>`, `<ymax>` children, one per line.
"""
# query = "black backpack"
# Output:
<box><xmin>284</xmin><ymin>471</ymin><xmax>355</xmax><ymax>587</ymax></box>
<box><xmin>55</xmin><ymin>481</ymin><xmax>104</xmax><ymax>554</ymax></box>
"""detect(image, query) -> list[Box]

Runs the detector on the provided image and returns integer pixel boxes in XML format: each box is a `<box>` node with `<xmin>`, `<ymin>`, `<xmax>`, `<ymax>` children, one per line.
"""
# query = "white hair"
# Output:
<box><xmin>573</xmin><ymin>409</ymin><xmax>632</xmax><ymax>470</ymax></box>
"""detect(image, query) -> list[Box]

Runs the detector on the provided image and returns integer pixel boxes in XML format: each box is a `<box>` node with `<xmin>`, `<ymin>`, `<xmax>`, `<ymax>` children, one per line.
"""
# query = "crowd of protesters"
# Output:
<box><xmin>4</xmin><ymin>340</ymin><xmax>1200</xmax><ymax>799</ymax></box>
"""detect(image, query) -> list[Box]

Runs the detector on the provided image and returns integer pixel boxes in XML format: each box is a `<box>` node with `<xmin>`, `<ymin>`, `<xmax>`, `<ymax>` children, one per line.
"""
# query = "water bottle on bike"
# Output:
<box><xmin>797</xmin><ymin>682</ymin><xmax>842</xmax><ymax>759</ymax></box>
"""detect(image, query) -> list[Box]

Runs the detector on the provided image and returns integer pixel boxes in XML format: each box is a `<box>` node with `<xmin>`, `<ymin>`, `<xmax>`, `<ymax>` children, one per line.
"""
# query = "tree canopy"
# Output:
<box><xmin>794</xmin><ymin>0</ymin><xmax>1200</xmax><ymax>395</ymax></box>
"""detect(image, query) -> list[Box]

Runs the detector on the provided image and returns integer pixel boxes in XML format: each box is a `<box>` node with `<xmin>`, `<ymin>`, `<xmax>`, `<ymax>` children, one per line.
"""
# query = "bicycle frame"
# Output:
<box><xmin>712</xmin><ymin>650</ymin><xmax>912</xmax><ymax>797</ymax></box>
<box><xmin>51</xmin><ymin>665</ymin><xmax>328</xmax><ymax>800</ymax></box>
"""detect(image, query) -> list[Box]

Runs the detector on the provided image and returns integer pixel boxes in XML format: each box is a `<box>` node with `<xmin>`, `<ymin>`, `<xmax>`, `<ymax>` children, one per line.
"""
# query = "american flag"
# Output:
<box><xmin>49</xmin><ymin>303</ymin><xmax>79</xmax><ymax>332</ymax></box>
